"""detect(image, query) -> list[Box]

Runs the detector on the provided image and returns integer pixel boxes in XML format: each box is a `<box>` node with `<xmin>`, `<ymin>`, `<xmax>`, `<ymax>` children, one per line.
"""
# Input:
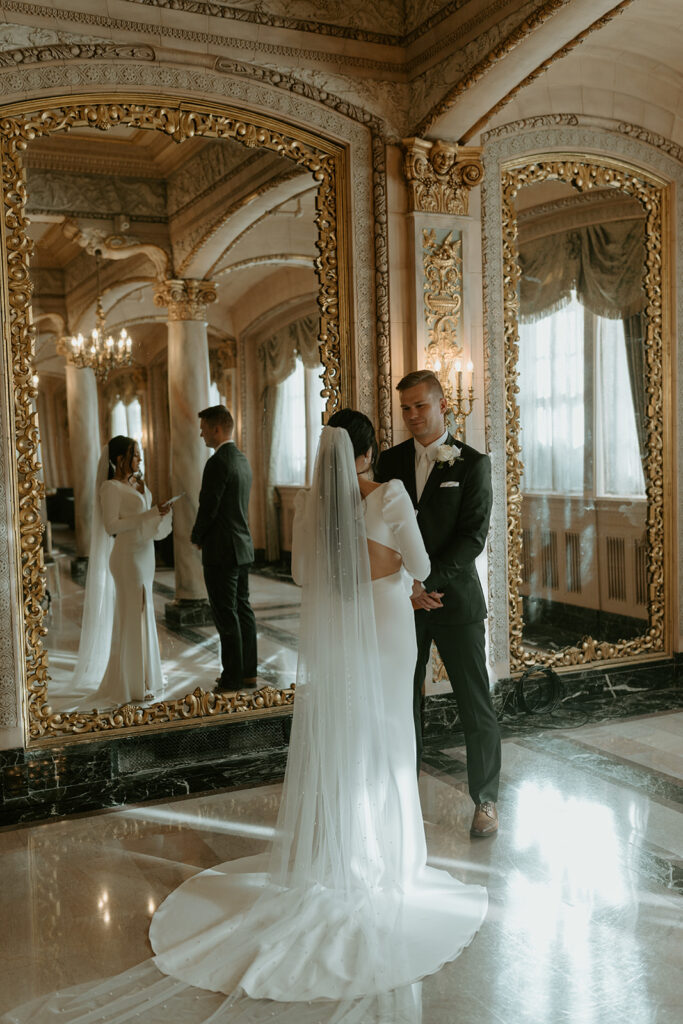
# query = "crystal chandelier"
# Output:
<box><xmin>66</xmin><ymin>250</ymin><xmax>133</xmax><ymax>382</ymax></box>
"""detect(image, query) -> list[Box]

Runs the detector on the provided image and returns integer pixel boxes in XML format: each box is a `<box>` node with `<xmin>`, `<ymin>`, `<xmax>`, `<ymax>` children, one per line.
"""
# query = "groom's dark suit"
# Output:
<box><xmin>376</xmin><ymin>435</ymin><xmax>500</xmax><ymax>804</ymax></box>
<box><xmin>191</xmin><ymin>440</ymin><xmax>257</xmax><ymax>689</ymax></box>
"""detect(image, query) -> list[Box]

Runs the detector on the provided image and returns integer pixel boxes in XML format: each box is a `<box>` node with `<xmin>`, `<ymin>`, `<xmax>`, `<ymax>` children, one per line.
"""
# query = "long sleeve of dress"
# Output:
<box><xmin>100</xmin><ymin>481</ymin><xmax>163</xmax><ymax>538</ymax></box>
<box><xmin>290</xmin><ymin>489</ymin><xmax>309</xmax><ymax>587</ymax></box>
<box><xmin>381</xmin><ymin>479</ymin><xmax>430</xmax><ymax>582</ymax></box>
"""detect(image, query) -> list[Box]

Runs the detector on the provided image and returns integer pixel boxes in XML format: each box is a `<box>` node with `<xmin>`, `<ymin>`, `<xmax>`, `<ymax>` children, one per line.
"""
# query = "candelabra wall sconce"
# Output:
<box><xmin>430</xmin><ymin>351</ymin><xmax>475</xmax><ymax>440</ymax></box>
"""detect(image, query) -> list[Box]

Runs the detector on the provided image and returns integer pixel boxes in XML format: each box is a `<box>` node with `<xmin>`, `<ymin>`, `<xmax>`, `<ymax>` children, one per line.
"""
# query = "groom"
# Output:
<box><xmin>375</xmin><ymin>370</ymin><xmax>501</xmax><ymax>838</ymax></box>
<box><xmin>191</xmin><ymin>405</ymin><xmax>258</xmax><ymax>692</ymax></box>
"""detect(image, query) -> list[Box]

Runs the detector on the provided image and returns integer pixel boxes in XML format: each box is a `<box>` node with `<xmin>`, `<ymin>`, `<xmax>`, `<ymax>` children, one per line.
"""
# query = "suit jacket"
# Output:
<box><xmin>375</xmin><ymin>434</ymin><xmax>492</xmax><ymax>624</ymax></box>
<box><xmin>191</xmin><ymin>442</ymin><xmax>255</xmax><ymax>568</ymax></box>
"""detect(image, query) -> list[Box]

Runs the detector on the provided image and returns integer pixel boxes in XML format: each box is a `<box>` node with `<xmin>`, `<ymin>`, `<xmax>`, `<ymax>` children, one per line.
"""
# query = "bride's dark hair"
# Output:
<box><xmin>107</xmin><ymin>435</ymin><xmax>137</xmax><ymax>479</ymax></box>
<box><xmin>327</xmin><ymin>409</ymin><xmax>378</xmax><ymax>474</ymax></box>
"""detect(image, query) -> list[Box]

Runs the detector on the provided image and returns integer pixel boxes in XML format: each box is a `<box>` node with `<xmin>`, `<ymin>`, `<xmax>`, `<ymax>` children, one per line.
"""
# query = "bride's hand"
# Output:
<box><xmin>158</xmin><ymin>502</ymin><xmax>171</xmax><ymax>516</ymax></box>
<box><xmin>411</xmin><ymin>580</ymin><xmax>443</xmax><ymax>610</ymax></box>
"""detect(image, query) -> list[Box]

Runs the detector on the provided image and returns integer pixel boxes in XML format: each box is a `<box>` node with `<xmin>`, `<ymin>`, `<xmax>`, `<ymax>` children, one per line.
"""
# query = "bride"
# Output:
<box><xmin>67</xmin><ymin>435</ymin><xmax>172</xmax><ymax>708</ymax></box>
<box><xmin>5</xmin><ymin>417</ymin><xmax>487</xmax><ymax>1024</ymax></box>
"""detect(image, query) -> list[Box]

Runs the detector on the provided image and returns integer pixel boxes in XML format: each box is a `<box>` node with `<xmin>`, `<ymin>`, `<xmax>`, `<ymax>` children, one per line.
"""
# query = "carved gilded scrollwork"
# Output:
<box><xmin>502</xmin><ymin>158</ymin><xmax>667</xmax><ymax>669</ymax></box>
<box><xmin>402</xmin><ymin>138</ymin><xmax>483</xmax><ymax>216</ymax></box>
<box><xmin>0</xmin><ymin>99</ymin><xmax>346</xmax><ymax>739</ymax></box>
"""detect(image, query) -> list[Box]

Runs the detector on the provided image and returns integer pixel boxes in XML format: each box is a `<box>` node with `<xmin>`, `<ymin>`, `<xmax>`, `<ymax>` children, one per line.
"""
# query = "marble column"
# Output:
<box><xmin>65</xmin><ymin>362</ymin><xmax>100</xmax><ymax>580</ymax></box>
<box><xmin>154</xmin><ymin>279</ymin><xmax>217</xmax><ymax>625</ymax></box>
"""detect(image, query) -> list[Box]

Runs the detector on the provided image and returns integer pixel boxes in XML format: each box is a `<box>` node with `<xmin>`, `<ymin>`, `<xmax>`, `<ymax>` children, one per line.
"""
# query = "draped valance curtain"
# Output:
<box><xmin>261</xmin><ymin>313</ymin><xmax>321</xmax><ymax>560</ymax></box>
<box><xmin>518</xmin><ymin>219</ymin><xmax>647</xmax><ymax>324</ymax></box>
<box><xmin>518</xmin><ymin>216</ymin><xmax>648</xmax><ymax>487</ymax></box>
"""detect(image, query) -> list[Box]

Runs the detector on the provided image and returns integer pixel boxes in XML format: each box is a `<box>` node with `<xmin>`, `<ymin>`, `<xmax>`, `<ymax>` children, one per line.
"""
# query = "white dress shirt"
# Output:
<box><xmin>414</xmin><ymin>429</ymin><xmax>448</xmax><ymax>501</ymax></box>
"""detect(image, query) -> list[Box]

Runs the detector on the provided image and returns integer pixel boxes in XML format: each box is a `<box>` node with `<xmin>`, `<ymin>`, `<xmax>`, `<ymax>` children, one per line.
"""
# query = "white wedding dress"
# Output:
<box><xmin>4</xmin><ymin>429</ymin><xmax>487</xmax><ymax>1024</ymax></box>
<box><xmin>91</xmin><ymin>479</ymin><xmax>172</xmax><ymax>706</ymax></box>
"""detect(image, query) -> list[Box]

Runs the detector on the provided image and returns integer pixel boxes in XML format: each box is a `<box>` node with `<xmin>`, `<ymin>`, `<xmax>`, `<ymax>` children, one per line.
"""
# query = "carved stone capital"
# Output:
<box><xmin>402</xmin><ymin>138</ymin><xmax>483</xmax><ymax>215</ymax></box>
<box><xmin>154</xmin><ymin>279</ymin><xmax>218</xmax><ymax>322</ymax></box>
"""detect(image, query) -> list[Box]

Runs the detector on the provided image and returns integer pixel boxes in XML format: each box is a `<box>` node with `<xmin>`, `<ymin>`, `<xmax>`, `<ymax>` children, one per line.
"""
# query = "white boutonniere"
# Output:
<box><xmin>434</xmin><ymin>442</ymin><xmax>462</xmax><ymax>469</ymax></box>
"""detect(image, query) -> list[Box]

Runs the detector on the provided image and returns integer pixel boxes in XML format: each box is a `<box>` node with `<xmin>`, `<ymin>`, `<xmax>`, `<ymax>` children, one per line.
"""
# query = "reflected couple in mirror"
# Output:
<box><xmin>66</xmin><ymin>404</ymin><xmax>261</xmax><ymax>711</ymax></box>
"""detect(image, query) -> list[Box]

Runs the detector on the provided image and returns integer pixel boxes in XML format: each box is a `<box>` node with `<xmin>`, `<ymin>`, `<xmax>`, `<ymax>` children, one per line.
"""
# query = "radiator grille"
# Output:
<box><xmin>606</xmin><ymin>536</ymin><xmax>626</xmax><ymax>601</ymax></box>
<box><xmin>541</xmin><ymin>530</ymin><xmax>558</xmax><ymax>590</ymax></box>
<box><xmin>521</xmin><ymin>529</ymin><xmax>532</xmax><ymax>584</ymax></box>
<box><xmin>634</xmin><ymin>539</ymin><xmax>648</xmax><ymax>605</ymax></box>
<box><xmin>565</xmin><ymin>532</ymin><xmax>582</xmax><ymax>593</ymax></box>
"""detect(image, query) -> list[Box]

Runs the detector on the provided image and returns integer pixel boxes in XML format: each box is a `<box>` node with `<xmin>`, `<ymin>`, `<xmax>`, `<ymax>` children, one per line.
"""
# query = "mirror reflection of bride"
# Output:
<box><xmin>66</xmin><ymin>435</ymin><xmax>172</xmax><ymax>710</ymax></box>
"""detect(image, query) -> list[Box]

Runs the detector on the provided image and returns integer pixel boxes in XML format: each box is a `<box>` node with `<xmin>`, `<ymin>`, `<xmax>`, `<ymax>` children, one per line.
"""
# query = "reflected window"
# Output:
<box><xmin>595</xmin><ymin>317</ymin><xmax>645</xmax><ymax>497</ymax></box>
<box><xmin>272</xmin><ymin>356</ymin><xmax>324</xmax><ymax>486</ymax></box>
<box><xmin>519</xmin><ymin>291</ymin><xmax>645</xmax><ymax>499</ymax></box>
<box><xmin>519</xmin><ymin>293</ymin><xmax>584</xmax><ymax>493</ymax></box>
<box><xmin>111</xmin><ymin>397</ymin><xmax>144</xmax><ymax>471</ymax></box>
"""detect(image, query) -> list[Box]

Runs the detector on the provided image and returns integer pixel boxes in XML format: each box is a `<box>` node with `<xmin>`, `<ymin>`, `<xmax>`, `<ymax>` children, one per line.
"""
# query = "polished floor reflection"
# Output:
<box><xmin>1</xmin><ymin>709</ymin><xmax>681</xmax><ymax>1021</ymax></box>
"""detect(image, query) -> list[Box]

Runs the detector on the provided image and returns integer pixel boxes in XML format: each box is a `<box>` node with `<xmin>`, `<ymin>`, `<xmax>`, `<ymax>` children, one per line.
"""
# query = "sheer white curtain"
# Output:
<box><xmin>271</xmin><ymin>357</ymin><xmax>325</xmax><ymax>487</ymax></box>
<box><xmin>518</xmin><ymin>293</ymin><xmax>585</xmax><ymax>493</ymax></box>
<box><xmin>519</xmin><ymin>291</ymin><xmax>645</xmax><ymax>498</ymax></box>
<box><xmin>595</xmin><ymin>316</ymin><xmax>646</xmax><ymax>497</ymax></box>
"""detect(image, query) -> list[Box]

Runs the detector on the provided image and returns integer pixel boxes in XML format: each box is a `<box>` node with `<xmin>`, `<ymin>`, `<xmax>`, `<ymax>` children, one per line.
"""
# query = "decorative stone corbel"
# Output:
<box><xmin>402</xmin><ymin>138</ymin><xmax>483</xmax><ymax>215</ymax></box>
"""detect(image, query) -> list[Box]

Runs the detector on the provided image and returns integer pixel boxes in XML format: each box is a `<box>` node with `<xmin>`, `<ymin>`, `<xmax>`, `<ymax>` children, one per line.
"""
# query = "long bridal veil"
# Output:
<box><xmin>4</xmin><ymin>428</ymin><xmax>484</xmax><ymax>1024</ymax></box>
<box><xmin>48</xmin><ymin>446</ymin><xmax>116</xmax><ymax>706</ymax></box>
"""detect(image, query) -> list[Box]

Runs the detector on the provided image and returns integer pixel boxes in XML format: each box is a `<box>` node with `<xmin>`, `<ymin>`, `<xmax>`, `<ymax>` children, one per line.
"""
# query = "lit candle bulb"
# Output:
<box><xmin>454</xmin><ymin>357</ymin><xmax>462</xmax><ymax>392</ymax></box>
<box><xmin>467</xmin><ymin>359</ymin><xmax>474</xmax><ymax>389</ymax></box>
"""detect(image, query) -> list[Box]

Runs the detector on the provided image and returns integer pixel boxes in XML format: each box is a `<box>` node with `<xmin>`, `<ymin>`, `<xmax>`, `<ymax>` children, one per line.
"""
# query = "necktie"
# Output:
<box><xmin>416</xmin><ymin>447</ymin><xmax>433</xmax><ymax>501</ymax></box>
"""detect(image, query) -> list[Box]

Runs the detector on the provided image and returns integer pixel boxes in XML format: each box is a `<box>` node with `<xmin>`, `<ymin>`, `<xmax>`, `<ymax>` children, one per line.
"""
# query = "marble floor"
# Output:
<box><xmin>43</xmin><ymin>548</ymin><xmax>301</xmax><ymax>712</ymax></box>
<box><xmin>1</xmin><ymin>709</ymin><xmax>681</xmax><ymax>1023</ymax></box>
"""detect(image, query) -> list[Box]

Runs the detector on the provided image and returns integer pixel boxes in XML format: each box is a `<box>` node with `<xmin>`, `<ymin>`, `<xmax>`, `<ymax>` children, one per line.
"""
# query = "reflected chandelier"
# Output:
<box><xmin>66</xmin><ymin>250</ymin><xmax>133</xmax><ymax>382</ymax></box>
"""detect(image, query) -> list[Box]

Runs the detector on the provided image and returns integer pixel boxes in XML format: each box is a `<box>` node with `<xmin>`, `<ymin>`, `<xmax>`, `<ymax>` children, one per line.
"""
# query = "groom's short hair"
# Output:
<box><xmin>396</xmin><ymin>370</ymin><xmax>444</xmax><ymax>398</ymax></box>
<box><xmin>198</xmin><ymin>405</ymin><xmax>234</xmax><ymax>432</ymax></box>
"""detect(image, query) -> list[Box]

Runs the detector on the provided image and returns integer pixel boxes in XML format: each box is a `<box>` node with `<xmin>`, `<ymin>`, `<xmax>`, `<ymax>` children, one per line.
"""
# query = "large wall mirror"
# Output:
<box><xmin>1</xmin><ymin>99</ymin><xmax>350</xmax><ymax>740</ymax></box>
<box><xmin>501</xmin><ymin>156</ymin><xmax>671</xmax><ymax>671</ymax></box>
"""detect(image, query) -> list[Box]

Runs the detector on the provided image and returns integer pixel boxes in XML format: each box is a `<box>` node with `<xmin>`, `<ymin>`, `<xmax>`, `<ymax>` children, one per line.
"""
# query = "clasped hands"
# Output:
<box><xmin>411</xmin><ymin>580</ymin><xmax>444</xmax><ymax>611</ymax></box>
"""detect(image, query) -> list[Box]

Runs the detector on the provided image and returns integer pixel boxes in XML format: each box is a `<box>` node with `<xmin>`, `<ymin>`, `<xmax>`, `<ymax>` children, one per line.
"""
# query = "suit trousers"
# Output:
<box><xmin>414</xmin><ymin>615</ymin><xmax>501</xmax><ymax>804</ymax></box>
<box><xmin>203</xmin><ymin>562</ymin><xmax>257</xmax><ymax>688</ymax></box>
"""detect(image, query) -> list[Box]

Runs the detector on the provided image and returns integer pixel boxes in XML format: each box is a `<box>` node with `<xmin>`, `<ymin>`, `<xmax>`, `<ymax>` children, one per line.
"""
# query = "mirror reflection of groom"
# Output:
<box><xmin>375</xmin><ymin>370</ymin><xmax>501</xmax><ymax>838</ymax></box>
<box><xmin>191</xmin><ymin>405</ymin><xmax>258</xmax><ymax>692</ymax></box>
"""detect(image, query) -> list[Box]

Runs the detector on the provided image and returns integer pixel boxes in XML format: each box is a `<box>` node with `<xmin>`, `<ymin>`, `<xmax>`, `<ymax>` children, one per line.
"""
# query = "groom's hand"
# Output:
<box><xmin>411</xmin><ymin>580</ymin><xmax>443</xmax><ymax>611</ymax></box>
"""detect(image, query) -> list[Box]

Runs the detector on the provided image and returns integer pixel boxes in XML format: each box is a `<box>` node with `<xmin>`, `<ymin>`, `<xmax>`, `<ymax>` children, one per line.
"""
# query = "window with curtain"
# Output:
<box><xmin>111</xmin><ymin>397</ymin><xmax>145</xmax><ymax>472</ymax></box>
<box><xmin>271</xmin><ymin>357</ymin><xmax>325</xmax><ymax>486</ymax></box>
<box><xmin>518</xmin><ymin>293</ymin><xmax>585</xmax><ymax>494</ymax></box>
<box><xmin>518</xmin><ymin>291</ymin><xmax>645</xmax><ymax>498</ymax></box>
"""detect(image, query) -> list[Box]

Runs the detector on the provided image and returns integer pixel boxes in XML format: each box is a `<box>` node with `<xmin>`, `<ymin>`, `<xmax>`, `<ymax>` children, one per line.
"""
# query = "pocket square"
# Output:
<box><xmin>440</xmin><ymin>481</ymin><xmax>460</xmax><ymax>488</ymax></box>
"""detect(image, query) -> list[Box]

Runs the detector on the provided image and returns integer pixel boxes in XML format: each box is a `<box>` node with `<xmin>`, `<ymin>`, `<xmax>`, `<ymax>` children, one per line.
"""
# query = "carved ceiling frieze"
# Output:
<box><xmin>167</xmin><ymin>143</ymin><xmax>265</xmax><ymax>217</ymax></box>
<box><xmin>402</xmin><ymin>138</ymin><xmax>483</xmax><ymax>215</ymax></box>
<box><xmin>25</xmin><ymin>169</ymin><xmax>168</xmax><ymax>220</ymax></box>
<box><xmin>0</xmin><ymin>41</ymin><xmax>155</xmax><ymax>67</ymax></box>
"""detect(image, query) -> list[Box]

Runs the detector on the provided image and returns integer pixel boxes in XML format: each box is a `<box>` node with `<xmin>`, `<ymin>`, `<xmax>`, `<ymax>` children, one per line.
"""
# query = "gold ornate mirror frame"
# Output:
<box><xmin>502</xmin><ymin>155</ymin><xmax>672</xmax><ymax>671</ymax></box>
<box><xmin>0</xmin><ymin>96</ymin><xmax>351</xmax><ymax>740</ymax></box>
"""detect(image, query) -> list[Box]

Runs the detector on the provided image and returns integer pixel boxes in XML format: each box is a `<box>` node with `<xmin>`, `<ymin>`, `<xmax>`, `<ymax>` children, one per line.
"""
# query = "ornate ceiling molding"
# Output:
<box><xmin>459</xmin><ymin>0</ymin><xmax>635</xmax><ymax>143</ymax></box>
<box><xmin>62</xmin><ymin>220</ymin><xmax>172</xmax><ymax>279</ymax></box>
<box><xmin>481</xmin><ymin>112</ymin><xmax>579</xmax><ymax>140</ymax></box>
<box><xmin>0</xmin><ymin>41</ymin><xmax>154</xmax><ymax>67</ymax></box>
<box><xmin>414</xmin><ymin>0</ymin><xmax>574</xmax><ymax>135</ymax></box>
<box><xmin>402</xmin><ymin>138</ymin><xmax>483</xmax><ymax>215</ymax></box>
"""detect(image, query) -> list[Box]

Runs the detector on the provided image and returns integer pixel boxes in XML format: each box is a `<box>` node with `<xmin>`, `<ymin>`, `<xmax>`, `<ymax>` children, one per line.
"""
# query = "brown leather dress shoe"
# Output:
<box><xmin>470</xmin><ymin>801</ymin><xmax>498</xmax><ymax>838</ymax></box>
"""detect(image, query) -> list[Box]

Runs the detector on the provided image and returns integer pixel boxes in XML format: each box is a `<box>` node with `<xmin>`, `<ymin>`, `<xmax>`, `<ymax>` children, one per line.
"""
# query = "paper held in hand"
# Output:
<box><xmin>165</xmin><ymin>493</ymin><xmax>185</xmax><ymax>505</ymax></box>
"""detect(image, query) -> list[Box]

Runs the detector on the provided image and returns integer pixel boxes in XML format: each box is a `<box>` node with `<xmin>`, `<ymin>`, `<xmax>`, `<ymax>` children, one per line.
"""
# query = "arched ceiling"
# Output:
<box><xmin>26</xmin><ymin>123</ymin><xmax>318</xmax><ymax>375</ymax></box>
<box><xmin>477</xmin><ymin>0</ymin><xmax>683</xmax><ymax>147</ymax></box>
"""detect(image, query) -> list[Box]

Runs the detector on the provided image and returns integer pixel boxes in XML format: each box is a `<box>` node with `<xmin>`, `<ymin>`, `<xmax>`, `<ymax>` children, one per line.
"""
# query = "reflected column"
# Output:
<box><xmin>154</xmin><ymin>278</ymin><xmax>217</xmax><ymax>626</ymax></box>
<box><xmin>64</xmin><ymin>360</ymin><xmax>100</xmax><ymax>582</ymax></box>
